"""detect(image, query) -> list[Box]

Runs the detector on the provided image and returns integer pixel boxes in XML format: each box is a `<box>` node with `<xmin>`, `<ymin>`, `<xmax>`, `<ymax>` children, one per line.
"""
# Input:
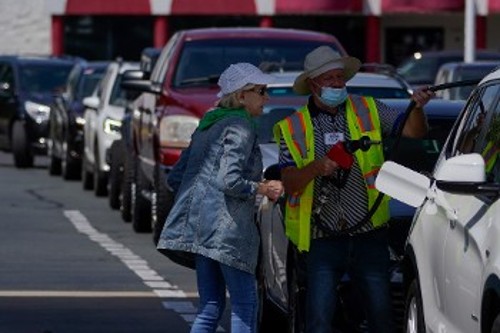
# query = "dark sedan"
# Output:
<box><xmin>48</xmin><ymin>61</ymin><xmax>108</xmax><ymax>179</ymax></box>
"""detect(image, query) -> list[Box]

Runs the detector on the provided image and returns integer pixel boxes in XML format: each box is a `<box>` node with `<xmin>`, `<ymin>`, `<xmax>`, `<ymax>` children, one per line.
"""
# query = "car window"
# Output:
<box><xmin>77</xmin><ymin>67</ymin><xmax>106</xmax><ymax>100</ymax></box>
<box><xmin>151</xmin><ymin>33</ymin><xmax>180</xmax><ymax>84</ymax></box>
<box><xmin>452</xmin><ymin>83</ymin><xmax>500</xmax><ymax>181</ymax></box>
<box><xmin>109</xmin><ymin>73</ymin><xmax>129</xmax><ymax>107</ymax></box>
<box><xmin>173</xmin><ymin>39</ymin><xmax>342</xmax><ymax>88</ymax></box>
<box><xmin>19</xmin><ymin>63</ymin><xmax>72</xmax><ymax>94</ymax></box>
<box><xmin>0</xmin><ymin>63</ymin><xmax>14</xmax><ymax>89</ymax></box>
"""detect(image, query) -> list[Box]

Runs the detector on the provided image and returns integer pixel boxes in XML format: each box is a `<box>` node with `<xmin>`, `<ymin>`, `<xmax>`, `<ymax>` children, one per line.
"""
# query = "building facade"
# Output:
<box><xmin>1</xmin><ymin>0</ymin><xmax>500</xmax><ymax>66</ymax></box>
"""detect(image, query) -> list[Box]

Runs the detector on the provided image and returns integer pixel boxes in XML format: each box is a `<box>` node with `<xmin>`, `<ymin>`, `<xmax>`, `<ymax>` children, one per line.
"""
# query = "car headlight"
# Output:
<box><xmin>75</xmin><ymin>116</ymin><xmax>86</xmax><ymax>126</ymax></box>
<box><xmin>159</xmin><ymin>115</ymin><xmax>199</xmax><ymax>148</ymax></box>
<box><xmin>25</xmin><ymin>101</ymin><xmax>50</xmax><ymax>123</ymax></box>
<box><xmin>103</xmin><ymin>118</ymin><xmax>122</xmax><ymax>135</ymax></box>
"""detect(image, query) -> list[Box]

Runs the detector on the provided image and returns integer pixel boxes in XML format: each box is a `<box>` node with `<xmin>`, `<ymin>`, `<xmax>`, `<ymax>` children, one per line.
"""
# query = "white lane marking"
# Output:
<box><xmin>63</xmin><ymin>210</ymin><xmax>224</xmax><ymax>332</ymax></box>
<box><xmin>0</xmin><ymin>291</ymin><xmax>156</xmax><ymax>297</ymax></box>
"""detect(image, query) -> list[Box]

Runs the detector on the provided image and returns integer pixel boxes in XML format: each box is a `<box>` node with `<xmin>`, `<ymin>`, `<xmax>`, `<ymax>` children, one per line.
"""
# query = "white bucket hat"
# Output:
<box><xmin>293</xmin><ymin>46</ymin><xmax>362</xmax><ymax>95</ymax></box>
<box><xmin>217</xmin><ymin>63</ymin><xmax>275</xmax><ymax>98</ymax></box>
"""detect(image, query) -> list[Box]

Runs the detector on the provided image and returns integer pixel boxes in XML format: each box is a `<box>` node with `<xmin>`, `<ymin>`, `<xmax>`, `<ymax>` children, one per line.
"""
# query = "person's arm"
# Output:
<box><xmin>401</xmin><ymin>87</ymin><xmax>434</xmax><ymax>138</ymax></box>
<box><xmin>281</xmin><ymin>157</ymin><xmax>337</xmax><ymax>194</ymax></box>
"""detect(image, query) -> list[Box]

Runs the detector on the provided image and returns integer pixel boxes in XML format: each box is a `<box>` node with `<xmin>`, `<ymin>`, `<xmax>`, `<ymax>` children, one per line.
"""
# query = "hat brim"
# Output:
<box><xmin>293</xmin><ymin>56</ymin><xmax>362</xmax><ymax>95</ymax></box>
<box><xmin>217</xmin><ymin>72</ymin><xmax>275</xmax><ymax>98</ymax></box>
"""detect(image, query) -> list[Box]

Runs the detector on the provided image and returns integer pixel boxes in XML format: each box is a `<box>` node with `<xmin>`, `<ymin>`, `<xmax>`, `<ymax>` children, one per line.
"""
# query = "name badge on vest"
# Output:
<box><xmin>324</xmin><ymin>132</ymin><xmax>344</xmax><ymax>145</ymax></box>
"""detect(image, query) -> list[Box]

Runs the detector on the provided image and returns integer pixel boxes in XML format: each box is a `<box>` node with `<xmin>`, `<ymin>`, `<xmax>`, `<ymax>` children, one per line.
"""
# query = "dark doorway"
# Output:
<box><xmin>64</xmin><ymin>16</ymin><xmax>154</xmax><ymax>61</ymax></box>
<box><xmin>385</xmin><ymin>27</ymin><xmax>444</xmax><ymax>66</ymax></box>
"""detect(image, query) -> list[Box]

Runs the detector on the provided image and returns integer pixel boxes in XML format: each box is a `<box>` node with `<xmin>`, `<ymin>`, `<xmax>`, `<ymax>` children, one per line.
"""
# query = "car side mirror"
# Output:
<box><xmin>376</xmin><ymin>153</ymin><xmax>496</xmax><ymax>209</ymax></box>
<box><xmin>0</xmin><ymin>81</ymin><xmax>13</xmax><ymax>98</ymax></box>
<box><xmin>83</xmin><ymin>96</ymin><xmax>100</xmax><ymax>110</ymax></box>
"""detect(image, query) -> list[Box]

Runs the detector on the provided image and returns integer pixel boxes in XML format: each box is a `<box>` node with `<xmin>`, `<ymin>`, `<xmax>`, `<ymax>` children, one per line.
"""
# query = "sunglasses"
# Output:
<box><xmin>253</xmin><ymin>86</ymin><xmax>267</xmax><ymax>96</ymax></box>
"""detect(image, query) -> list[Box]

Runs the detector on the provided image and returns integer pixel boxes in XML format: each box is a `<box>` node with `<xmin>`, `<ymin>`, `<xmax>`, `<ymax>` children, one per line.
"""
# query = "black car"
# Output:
<box><xmin>48</xmin><ymin>61</ymin><xmax>108</xmax><ymax>179</ymax></box>
<box><xmin>0</xmin><ymin>55</ymin><xmax>76</xmax><ymax>167</ymax></box>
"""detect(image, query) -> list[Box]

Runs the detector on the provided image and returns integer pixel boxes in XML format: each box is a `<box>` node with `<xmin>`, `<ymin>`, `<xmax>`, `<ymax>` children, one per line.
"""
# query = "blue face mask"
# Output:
<box><xmin>318</xmin><ymin>87</ymin><xmax>348</xmax><ymax>108</ymax></box>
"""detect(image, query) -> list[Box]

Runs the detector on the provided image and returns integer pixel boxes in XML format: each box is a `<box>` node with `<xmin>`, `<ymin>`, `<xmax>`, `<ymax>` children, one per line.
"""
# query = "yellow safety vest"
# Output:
<box><xmin>273</xmin><ymin>95</ymin><xmax>390</xmax><ymax>252</ymax></box>
<box><xmin>482</xmin><ymin>141</ymin><xmax>500</xmax><ymax>173</ymax></box>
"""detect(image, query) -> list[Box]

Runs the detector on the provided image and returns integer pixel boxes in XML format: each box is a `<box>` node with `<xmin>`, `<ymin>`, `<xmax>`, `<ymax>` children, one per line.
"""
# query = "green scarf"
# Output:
<box><xmin>198</xmin><ymin>108</ymin><xmax>254</xmax><ymax>131</ymax></box>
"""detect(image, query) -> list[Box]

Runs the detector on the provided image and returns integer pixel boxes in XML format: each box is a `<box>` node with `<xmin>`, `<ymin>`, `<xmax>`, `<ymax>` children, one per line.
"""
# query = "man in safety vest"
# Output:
<box><xmin>274</xmin><ymin>46</ymin><xmax>434</xmax><ymax>333</ymax></box>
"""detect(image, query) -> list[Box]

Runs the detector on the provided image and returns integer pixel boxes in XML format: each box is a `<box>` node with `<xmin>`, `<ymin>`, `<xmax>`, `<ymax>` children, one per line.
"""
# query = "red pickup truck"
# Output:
<box><xmin>122</xmin><ymin>27</ymin><xmax>346</xmax><ymax>233</ymax></box>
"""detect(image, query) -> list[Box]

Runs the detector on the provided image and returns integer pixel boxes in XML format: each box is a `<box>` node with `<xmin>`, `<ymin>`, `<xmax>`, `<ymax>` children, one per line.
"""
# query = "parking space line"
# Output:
<box><xmin>62</xmin><ymin>210</ymin><xmax>224</xmax><ymax>331</ymax></box>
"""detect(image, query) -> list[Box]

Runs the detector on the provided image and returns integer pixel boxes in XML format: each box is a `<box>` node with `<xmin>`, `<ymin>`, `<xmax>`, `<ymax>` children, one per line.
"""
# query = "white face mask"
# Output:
<box><xmin>318</xmin><ymin>86</ymin><xmax>348</xmax><ymax>107</ymax></box>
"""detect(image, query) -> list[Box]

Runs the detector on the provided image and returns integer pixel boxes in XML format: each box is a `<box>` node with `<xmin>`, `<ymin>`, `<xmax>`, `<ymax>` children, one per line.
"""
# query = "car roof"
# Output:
<box><xmin>381</xmin><ymin>98</ymin><xmax>465</xmax><ymax>118</ymax></box>
<box><xmin>438</xmin><ymin>60</ymin><xmax>500</xmax><ymax>70</ymax></box>
<box><xmin>268</xmin><ymin>71</ymin><xmax>408</xmax><ymax>89</ymax></box>
<box><xmin>411</xmin><ymin>50</ymin><xmax>500</xmax><ymax>59</ymax></box>
<box><xmin>177</xmin><ymin>27</ymin><xmax>345</xmax><ymax>53</ymax></box>
<box><xmin>0</xmin><ymin>54</ymin><xmax>79</xmax><ymax>65</ymax></box>
<box><xmin>479</xmin><ymin>66</ymin><xmax>500</xmax><ymax>85</ymax></box>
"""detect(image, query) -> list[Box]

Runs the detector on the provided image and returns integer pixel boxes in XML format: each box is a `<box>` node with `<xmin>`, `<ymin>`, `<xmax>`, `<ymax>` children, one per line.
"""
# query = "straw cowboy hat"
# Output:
<box><xmin>293</xmin><ymin>46</ymin><xmax>362</xmax><ymax>95</ymax></box>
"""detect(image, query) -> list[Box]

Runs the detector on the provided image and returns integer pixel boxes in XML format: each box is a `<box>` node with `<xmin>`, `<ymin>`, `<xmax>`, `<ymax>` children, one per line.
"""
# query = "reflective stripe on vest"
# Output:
<box><xmin>346</xmin><ymin>95</ymin><xmax>390</xmax><ymax>227</ymax></box>
<box><xmin>274</xmin><ymin>96</ymin><xmax>390</xmax><ymax>252</ymax></box>
<box><xmin>482</xmin><ymin>141</ymin><xmax>500</xmax><ymax>173</ymax></box>
<box><xmin>274</xmin><ymin>108</ymin><xmax>315</xmax><ymax>251</ymax></box>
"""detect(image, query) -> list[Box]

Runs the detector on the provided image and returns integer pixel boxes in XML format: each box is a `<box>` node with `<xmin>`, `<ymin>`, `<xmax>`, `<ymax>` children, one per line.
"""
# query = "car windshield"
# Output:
<box><xmin>173</xmin><ymin>39</ymin><xmax>343</xmax><ymax>88</ymax></box>
<box><xmin>77</xmin><ymin>68</ymin><xmax>106</xmax><ymax>100</ymax></box>
<box><xmin>397</xmin><ymin>57</ymin><xmax>439</xmax><ymax>85</ymax></box>
<box><xmin>454</xmin><ymin>65</ymin><xmax>499</xmax><ymax>100</ymax></box>
<box><xmin>19</xmin><ymin>63</ymin><xmax>73</xmax><ymax>94</ymax></box>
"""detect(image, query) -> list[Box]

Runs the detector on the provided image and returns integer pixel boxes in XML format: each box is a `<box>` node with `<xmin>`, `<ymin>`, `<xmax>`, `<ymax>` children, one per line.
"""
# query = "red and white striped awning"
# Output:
<box><xmin>45</xmin><ymin>0</ymin><xmax>500</xmax><ymax>16</ymax></box>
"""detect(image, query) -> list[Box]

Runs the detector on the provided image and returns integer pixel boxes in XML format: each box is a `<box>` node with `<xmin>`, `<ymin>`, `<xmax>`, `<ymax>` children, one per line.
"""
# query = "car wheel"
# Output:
<box><xmin>131</xmin><ymin>157</ymin><xmax>151</xmax><ymax>233</ymax></box>
<box><xmin>12</xmin><ymin>121</ymin><xmax>33</xmax><ymax>168</ymax></box>
<box><xmin>93</xmin><ymin>146</ymin><xmax>108</xmax><ymax>197</ymax></box>
<box><xmin>81</xmin><ymin>153</ymin><xmax>94</xmax><ymax>190</ymax></box>
<box><xmin>61</xmin><ymin>139</ymin><xmax>80</xmax><ymax>180</ymax></box>
<box><xmin>108</xmin><ymin>142</ymin><xmax>123</xmax><ymax>210</ymax></box>
<box><xmin>120</xmin><ymin>150</ymin><xmax>133</xmax><ymax>223</ymax></box>
<box><xmin>492</xmin><ymin>312</ymin><xmax>500</xmax><ymax>333</ymax></box>
<box><xmin>405</xmin><ymin>279</ymin><xmax>425</xmax><ymax>333</ymax></box>
<box><xmin>287</xmin><ymin>247</ymin><xmax>306</xmax><ymax>333</ymax></box>
<box><xmin>257</xmin><ymin>260</ymin><xmax>287</xmax><ymax>332</ymax></box>
<box><xmin>152</xmin><ymin>164</ymin><xmax>172</xmax><ymax>242</ymax></box>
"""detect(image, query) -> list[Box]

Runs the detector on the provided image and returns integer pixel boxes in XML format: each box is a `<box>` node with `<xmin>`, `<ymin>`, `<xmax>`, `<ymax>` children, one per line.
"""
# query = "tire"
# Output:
<box><xmin>287</xmin><ymin>247</ymin><xmax>306</xmax><ymax>333</ymax></box>
<box><xmin>120</xmin><ymin>150</ymin><xmax>134</xmax><ymax>223</ymax></box>
<box><xmin>152</xmin><ymin>165</ymin><xmax>172</xmax><ymax>242</ymax></box>
<box><xmin>131</xmin><ymin>157</ymin><xmax>152</xmax><ymax>233</ymax></box>
<box><xmin>492</xmin><ymin>312</ymin><xmax>500</xmax><ymax>333</ymax></box>
<box><xmin>48</xmin><ymin>153</ymin><xmax>62</xmax><ymax>176</ymax></box>
<box><xmin>81</xmin><ymin>153</ymin><xmax>94</xmax><ymax>190</ymax></box>
<box><xmin>62</xmin><ymin>139</ymin><xmax>81</xmax><ymax>180</ymax></box>
<box><xmin>93</xmin><ymin>146</ymin><xmax>108</xmax><ymax>197</ymax></box>
<box><xmin>257</xmin><ymin>260</ymin><xmax>288</xmax><ymax>333</ymax></box>
<box><xmin>108</xmin><ymin>142</ymin><xmax>123</xmax><ymax>210</ymax></box>
<box><xmin>405</xmin><ymin>279</ymin><xmax>425</xmax><ymax>333</ymax></box>
<box><xmin>12</xmin><ymin>121</ymin><xmax>33</xmax><ymax>168</ymax></box>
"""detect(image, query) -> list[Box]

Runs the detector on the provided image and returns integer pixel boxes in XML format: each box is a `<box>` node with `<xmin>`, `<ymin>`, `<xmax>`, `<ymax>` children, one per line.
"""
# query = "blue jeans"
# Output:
<box><xmin>305</xmin><ymin>228</ymin><xmax>394</xmax><ymax>333</ymax></box>
<box><xmin>191</xmin><ymin>255</ymin><xmax>257</xmax><ymax>333</ymax></box>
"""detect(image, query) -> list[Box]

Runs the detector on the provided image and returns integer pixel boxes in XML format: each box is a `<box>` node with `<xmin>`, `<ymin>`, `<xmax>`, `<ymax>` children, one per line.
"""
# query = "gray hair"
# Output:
<box><xmin>217</xmin><ymin>84</ymin><xmax>256</xmax><ymax>109</ymax></box>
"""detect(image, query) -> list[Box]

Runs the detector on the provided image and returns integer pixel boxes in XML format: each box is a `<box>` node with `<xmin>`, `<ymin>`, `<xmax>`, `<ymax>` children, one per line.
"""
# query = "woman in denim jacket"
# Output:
<box><xmin>157</xmin><ymin>63</ymin><xmax>283</xmax><ymax>333</ymax></box>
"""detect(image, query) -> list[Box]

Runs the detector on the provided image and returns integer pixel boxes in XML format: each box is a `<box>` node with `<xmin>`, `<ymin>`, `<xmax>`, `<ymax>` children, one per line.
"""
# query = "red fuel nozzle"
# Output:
<box><xmin>326</xmin><ymin>142</ymin><xmax>354</xmax><ymax>169</ymax></box>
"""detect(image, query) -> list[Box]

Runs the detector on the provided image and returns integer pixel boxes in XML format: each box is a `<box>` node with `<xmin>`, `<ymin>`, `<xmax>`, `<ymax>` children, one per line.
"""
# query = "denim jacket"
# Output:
<box><xmin>157</xmin><ymin>116</ymin><xmax>263</xmax><ymax>274</ymax></box>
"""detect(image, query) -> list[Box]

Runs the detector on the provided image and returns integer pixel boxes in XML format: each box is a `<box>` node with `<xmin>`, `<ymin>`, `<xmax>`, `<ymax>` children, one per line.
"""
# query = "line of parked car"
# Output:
<box><xmin>1</xmin><ymin>27</ymin><xmax>499</xmax><ymax>333</ymax></box>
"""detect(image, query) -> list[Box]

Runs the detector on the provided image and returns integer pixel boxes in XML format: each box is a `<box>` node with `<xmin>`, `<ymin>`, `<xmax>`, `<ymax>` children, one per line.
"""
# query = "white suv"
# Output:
<box><xmin>82</xmin><ymin>61</ymin><xmax>139</xmax><ymax>196</ymax></box>
<box><xmin>376</xmin><ymin>68</ymin><xmax>500</xmax><ymax>332</ymax></box>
